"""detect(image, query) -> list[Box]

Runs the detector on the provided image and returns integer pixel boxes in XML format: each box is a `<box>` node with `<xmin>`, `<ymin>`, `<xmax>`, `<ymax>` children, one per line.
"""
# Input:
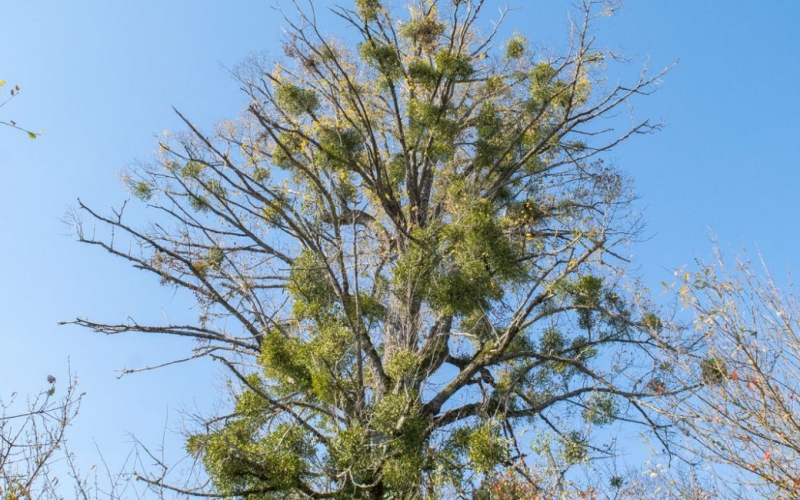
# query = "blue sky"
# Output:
<box><xmin>2</xmin><ymin>0</ymin><xmax>799</xmax><ymax>488</ymax></box>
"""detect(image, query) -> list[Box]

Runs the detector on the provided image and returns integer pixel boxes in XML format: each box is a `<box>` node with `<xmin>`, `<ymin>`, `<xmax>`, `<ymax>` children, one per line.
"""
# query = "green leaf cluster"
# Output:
<box><xmin>430</xmin><ymin>198</ymin><xmax>522</xmax><ymax>316</ymax></box>
<box><xmin>435</xmin><ymin>49</ymin><xmax>474</xmax><ymax>80</ymax></box>
<box><xmin>529</xmin><ymin>62</ymin><xmax>567</xmax><ymax>107</ymax></box>
<box><xmin>582</xmin><ymin>393</ymin><xmax>619</xmax><ymax>426</ymax></box>
<box><xmin>189</xmin><ymin>419</ymin><xmax>312</xmax><ymax>495</ymax></box>
<box><xmin>359</xmin><ymin>40</ymin><xmax>402</xmax><ymax>78</ymax></box>
<box><xmin>399</xmin><ymin>13</ymin><xmax>445</xmax><ymax>50</ymax></box>
<box><xmin>451</xmin><ymin>421</ymin><xmax>507</xmax><ymax>474</ymax></box>
<box><xmin>407</xmin><ymin>60</ymin><xmax>441</xmax><ymax>90</ymax></box>
<box><xmin>272</xmin><ymin>131</ymin><xmax>304</xmax><ymax>169</ymax></box>
<box><xmin>474</xmin><ymin>103</ymin><xmax>505</xmax><ymax>170</ymax></box>
<box><xmin>505</xmin><ymin>35</ymin><xmax>527</xmax><ymax>60</ymax></box>
<box><xmin>701</xmin><ymin>356</ymin><xmax>728</xmax><ymax>385</ymax></box>
<box><xmin>259</xmin><ymin>330</ymin><xmax>313</xmax><ymax>392</ymax></box>
<box><xmin>181</xmin><ymin>160</ymin><xmax>205</xmax><ymax>179</ymax></box>
<box><xmin>561</xmin><ymin>431</ymin><xmax>588</xmax><ymax>464</ymax></box>
<box><xmin>204</xmin><ymin>247</ymin><xmax>224</xmax><ymax>270</ymax></box>
<box><xmin>286</xmin><ymin>250</ymin><xmax>335</xmax><ymax>319</ymax></box>
<box><xmin>252</xmin><ymin>166</ymin><xmax>270</xmax><ymax>183</ymax></box>
<box><xmin>188</xmin><ymin>193</ymin><xmax>209</xmax><ymax>212</ymax></box>
<box><xmin>355</xmin><ymin>0</ymin><xmax>381</xmax><ymax>21</ymax></box>
<box><xmin>205</xmin><ymin>178</ymin><xmax>227</xmax><ymax>198</ymax></box>
<box><xmin>385</xmin><ymin>347</ymin><xmax>419</xmax><ymax>381</ymax></box>
<box><xmin>641</xmin><ymin>312</ymin><xmax>663</xmax><ymax>333</ymax></box>
<box><xmin>393</xmin><ymin>195</ymin><xmax>524</xmax><ymax>317</ymax></box>
<box><xmin>563</xmin><ymin>274</ymin><xmax>604</xmax><ymax>330</ymax></box>
<box><xmin>258</xmin><ymin>320</ymin><xmax>355</xmax><ymax>405</ymax></box>
<box><xmin>330</xmin><ymin>425</ymin><xmax>376</xmax><ymax>488</ymax></box>
<box><xmin>132</xmin><ymin>181</ymin><xmax>152</xmax><ymax>201</ymax></box>
<box><xmin>316</xmin><ymin>126</ymin><xmax>363</xmax><ymax>171</ymax></box>
<box><xmin>274</xmin><ymin>83</ymin><xmax>320</xmax><ymax>116</ymax></box>
<box><xmin>407</xmin><ymin>99</ymin><xmax>459</xmax><ymax>161</ymax></box>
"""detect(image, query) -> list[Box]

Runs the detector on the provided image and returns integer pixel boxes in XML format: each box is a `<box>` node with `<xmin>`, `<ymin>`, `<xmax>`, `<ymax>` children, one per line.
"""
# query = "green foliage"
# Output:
<box><xmin>435</xmin><ymin>49</ymin><xmax>474</xmax><ymax>79</ymax></box>
<box><xmin>385</xmin><ymin>348</ymin><xmax>419</xmax><ymax>381</ymax></box>
<box><xmin>540</xmin><ymin>327</ymin><xmax>565</xmax><ymax>354</ymax></box>
<box><xmin>540</xmin><ymin>327</ymin><xmax>570</xmax><ymax>373</ymax></box>
<box><xmin>505</xmin><ymin>199</ymin><xmax>546</xmax><ymax>230</ymax></box>
<box><xmin>359</xmin><ymin>40</ymin><xmax>402</xmax><ymax>78</ymax></box>
<box><xmin>286</xmin><ymin>249</ymin><xmax>335</xmax><ymax>319</ymax></box>
<box><xmin>371</xmin><ymin>394</ymin><xmax>428</xmax><ymax>495</ymax></box>
<box><xmin>71</xmin><ymin>0</ymin><xmax>671</xmax><ymax>496</ymax></box>
<box><xmin>529</xmin><ymin>62</ymin><xmax>563</xmax><ymax>104</ymax></box>
<box><xmin>383</xmin><ymin>454</ymin><xmax>423</xmax><ymax>491</ymax></box>
<box><xmin>132</xmin><ymin>181</ymin><xmax>152</xmax><ymax>201</ymax></box>
<box><xmin>571</xmin><ymin>275</ymin><xmax>604</xmax><ymax>330</ymax></box>
<box><xmin>475</xmin><ymin>103</ymin><xmax>502</xmax><ymax>139</ymax></box>
<box><xmin>464</xmin><ymin>421</ymin><xmax>507</xmax><ymax>474</ymax></box>
<box><xmin>392</xmin><ymin>226</ymin><xmax>438</xmax><ymax>297</ymax></box>
<box><xmin>188</xmin><ymin>193</ymin><xmax>209</xmax><ymax>212</ymax></box>
<box><xmin>407</xmin><ymin>99</ymin><xmax>459</xmax><ymax>161</ymax></box>
<box><xmin>474</xmin><ymin>103</ymin><xmax>504</xmax><ymax>169</ymax></box>
<box><xmin>272</xmin><ymin>131</ymin><xmax>304</xmax><ymax>169</ymax></box>
<box><xmin>701</xmin><ymin>356</ymin><xmax>728</xmax><ymax>385</ymax></box>
<box><xmin>355</xmin><ymin>0</ymin><xmax>381</xmax><ymax>21</ymax></box>
<box><xmin>407</xmin><ymin>60</ymin><xmax>441</xmax><ymax>90</ymax></box>
<box><xmin>582</xmin><ymin>393</ymin><xmax>618</xmax><ymax>426</ymax></box>
<box><xmin>345</xmin><ymin>292</ymin><xmax>386</xmax><ymax>323</ymax></box>
<box><xmin>274</xmin><ymin>83</ymin><xmax>320</xmax><ymax>115</ymax></box>
<box><xmin>191</xmin><ymin>259</ymin><xmax>209</xmax><ymax>278</ymax></box>
<box><xmin>260</xmin><ymin>192</ymin><xmax>290</xmax><ymax>227</ymax></box>
<box><xmin>181</xmin><ymin>160</ymin><xmax>205</xmax><ymax>179</ymax></box>
<box><xmin>427</xmin><ymin>197</ymin><xmax>523</xmax><ymax>316</ymax></box>
<box><xmin>505</xmin><ymin>35</ymin><xmax>527</xmax><ymax>60</ymax></box>
<box><xmin>306</xmin><ymin>322</ymin><xmax>353</xmax><ymax>403</ymax></box>
<box><xmin>573</xmin><ymin>275</ymin><xmax>603</xmax><ymax>308</ymax></box>
<box><xmin>372</xmin><ymin>392</ymin><xmax>412</xmax><ymax>435</ymax></box>
<box><xmin>204</xmin><ymin>247</ymin><xmax>224</xmax><ymax>270</ymax></box>
<box><xmin>316</xmin><ymin>126</ymin><xmax>363</xmax><ymax>171</ymax></box>
<box><xmin>386</xmin><ymin>153</ymin><xmax>406</xmax><ymax>189</ymax></box>
<box><xmin>399</xmin><ymin>12</ymin><xmax>445</xmax><ymax>50</ymax></box>
<box><xmin>197</xmin><ymin>421</ymin><xmax>312</xmax><ymax>494</ymax></box>
<box><xmin>330</xmin><ymin>425</ymin><xmax>376</xmax><ymax>487</ymax></box>
<box><xmin>570</xmin><ymin>335</ymin><xmax>597</xmax><ymax>362</ymax></box>
<box><xmin>233</xmin><ymin>377</ymin><xmax>270</xmax><ymax>417</ymax></box>
<box><xmin>252</xmin><ymin>167</ymin><xmax>269</xmax><ymax>183</ymax></box>
<box><xmin>326</xmin><ymin>406</ymin><xmax>428</xmax><ymax>496</ymax></box>
<box><xmin>205</xmin><ymin>178</ymin><xmax>227</xmax><ymax>198</ymax></box>
<box><xmin>561</xmin><ymin>431</ymin><xmax>588</xmax><ymax>464</ymax></box>
<box><xmin>641</xmin><ymin>312</ymin><xmax>663</xmax><ymax>333</ymax></box>
<box><xmin>259</xmin><ymin>330</ymin><xmax>312</xmax><ymax>392</ymax></box>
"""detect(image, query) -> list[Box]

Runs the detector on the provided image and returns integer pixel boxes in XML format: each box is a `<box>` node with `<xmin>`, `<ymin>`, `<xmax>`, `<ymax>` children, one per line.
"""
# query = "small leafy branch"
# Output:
<box><xmin>1</xmin><ymin>374</ymin><xmax>83</xmax><ymax>499</ymax></box>
<box><xmin>0</xmin><ymin>80</ymin><xmax>41</xmax><ymax>139</ymax></box>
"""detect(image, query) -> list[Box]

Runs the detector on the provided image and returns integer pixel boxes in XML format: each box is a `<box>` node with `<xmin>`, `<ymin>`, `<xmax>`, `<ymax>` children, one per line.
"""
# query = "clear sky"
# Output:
<box><xmin>2</xmin><ymin>0</ymin><xmax>799</xmax><ymax>490</ymax></box>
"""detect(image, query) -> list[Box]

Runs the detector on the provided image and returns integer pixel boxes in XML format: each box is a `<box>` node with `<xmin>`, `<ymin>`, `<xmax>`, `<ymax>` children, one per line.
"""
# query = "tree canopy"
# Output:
<box><xmin>68</xmin><ymin>0</ymin><xmax>688</xmax><ymax>497</ymax></box>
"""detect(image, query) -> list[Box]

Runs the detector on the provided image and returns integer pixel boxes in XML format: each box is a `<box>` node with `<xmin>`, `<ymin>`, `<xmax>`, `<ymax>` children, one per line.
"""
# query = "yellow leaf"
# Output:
<box><xmin>0</xmin><ymin>80</ymin><xmax>5</xmax><ymax>86</ymax></box>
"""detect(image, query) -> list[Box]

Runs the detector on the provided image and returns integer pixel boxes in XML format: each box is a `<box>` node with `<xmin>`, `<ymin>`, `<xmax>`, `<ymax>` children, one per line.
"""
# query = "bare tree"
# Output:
<box><xmin>0</xmin><ymin>375</ymin><xmax>81</xmax><ymax>499</ymax></box>
<box><xmin>665</xmin><ymin>248</ymin><xmax>800</xmax><ymax>497</ymax></box>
